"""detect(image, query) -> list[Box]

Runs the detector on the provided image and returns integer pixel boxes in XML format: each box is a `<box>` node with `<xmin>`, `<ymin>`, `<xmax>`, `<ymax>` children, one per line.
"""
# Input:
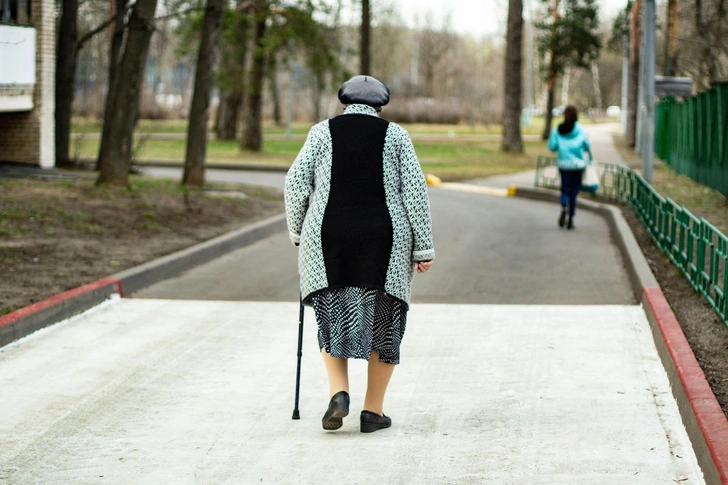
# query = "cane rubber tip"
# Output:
<box><xmin>292</xmin><ymin>409</ymin><xmax>300</xmax><ymax>420</ymax></box>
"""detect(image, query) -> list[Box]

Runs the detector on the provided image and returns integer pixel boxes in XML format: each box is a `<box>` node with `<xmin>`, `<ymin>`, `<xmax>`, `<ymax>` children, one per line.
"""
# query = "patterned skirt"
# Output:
<box><xmin>311</xmin><ymin>287</ymin><xmax>408</xmax><ymax>365</ymax></box>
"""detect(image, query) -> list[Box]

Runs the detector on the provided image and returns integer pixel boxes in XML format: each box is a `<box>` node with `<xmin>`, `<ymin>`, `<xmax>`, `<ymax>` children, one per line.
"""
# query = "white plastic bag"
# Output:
<box><xmin>581</xmin><ymin>161</ymin><xmax>600</xmax><ymax>193</ymax></box>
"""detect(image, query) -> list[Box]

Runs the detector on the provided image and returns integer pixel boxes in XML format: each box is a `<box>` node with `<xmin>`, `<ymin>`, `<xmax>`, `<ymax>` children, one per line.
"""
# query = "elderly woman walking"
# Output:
<box><xmin>548</xmin><ymin>105</ymin><xmax>594</xmax><ymax>230</ymax></box>
<box><xmin>284</xmin><ymin>75</ymin><xmax>435</xmax><ymax>433</ymax></box>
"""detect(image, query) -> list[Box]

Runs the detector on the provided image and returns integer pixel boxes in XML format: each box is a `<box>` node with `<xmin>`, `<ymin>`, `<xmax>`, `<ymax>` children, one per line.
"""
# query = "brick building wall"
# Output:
<box><xmin>0</xmin><ymin>0</ymin><xmax>56</xmax><ymax>168</ymax></box>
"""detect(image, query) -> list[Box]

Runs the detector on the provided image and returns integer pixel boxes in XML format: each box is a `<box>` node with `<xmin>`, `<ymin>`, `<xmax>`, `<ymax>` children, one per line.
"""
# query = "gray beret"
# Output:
<box><xmin>338</xmin><ymin>75</ymin><xmax>390</xmax><ymax>108</ymax></box>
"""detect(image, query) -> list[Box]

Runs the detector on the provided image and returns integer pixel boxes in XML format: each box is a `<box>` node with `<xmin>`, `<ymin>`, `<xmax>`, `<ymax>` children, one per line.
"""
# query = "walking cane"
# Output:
<box><xmin>292</xmin><ymin>294</ymin><xmax>304</xmax><ymax>419</ymax></box>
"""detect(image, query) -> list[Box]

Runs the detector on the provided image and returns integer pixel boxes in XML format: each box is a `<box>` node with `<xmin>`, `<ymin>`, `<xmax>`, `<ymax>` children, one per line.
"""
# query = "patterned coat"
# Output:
<box><xmin>284</xmin><ymin>104</ymin><xmax>435</xmax><ymax>308</ymax></box>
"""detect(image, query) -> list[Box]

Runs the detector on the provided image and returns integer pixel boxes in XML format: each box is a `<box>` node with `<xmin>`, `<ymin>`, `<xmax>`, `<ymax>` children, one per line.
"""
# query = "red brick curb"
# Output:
<box><xmin>0</xmin><ymin>277</ymin><xmax>122</xmax><ymax>347</ymax></box>
<box><xmin>642</xmin><ymin>286</ymin><xmax>728</xmax><ymax>484</ymax></box>
<box><xmin>0</xmin><ymin>213</ymin><xmax>286</xmax><ymax>349</ymax></box>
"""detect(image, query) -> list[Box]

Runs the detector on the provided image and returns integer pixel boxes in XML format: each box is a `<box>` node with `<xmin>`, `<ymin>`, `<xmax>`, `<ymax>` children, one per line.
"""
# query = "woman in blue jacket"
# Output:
<box><xmin>547</xmin><ymin>105</ymin><xmax>593</xmax><ymax>230</ymax></box>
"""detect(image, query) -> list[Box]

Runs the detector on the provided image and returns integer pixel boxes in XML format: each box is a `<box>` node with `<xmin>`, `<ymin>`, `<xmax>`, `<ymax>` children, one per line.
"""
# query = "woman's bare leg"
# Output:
<box><xmin>363</xmin><ymin>351</ymin><xmax>395</xmax><ymax>415</ymax></box>
<box><xmin>321</xmin><ymin>349</ymin><xmax>349</xmax><ymax>397</ymax></box>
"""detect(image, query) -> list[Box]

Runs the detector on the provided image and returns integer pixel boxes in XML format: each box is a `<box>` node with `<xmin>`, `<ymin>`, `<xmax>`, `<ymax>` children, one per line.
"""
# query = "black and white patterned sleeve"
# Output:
<box><xmin>398</xmin><ymin>127</ymin><xmax>435</xmax><ymax>261</ymax></box>
<box><xmin>284</xmin><ymin>123</ymin><xmax>324</xmax><ymax>244</ymax></box>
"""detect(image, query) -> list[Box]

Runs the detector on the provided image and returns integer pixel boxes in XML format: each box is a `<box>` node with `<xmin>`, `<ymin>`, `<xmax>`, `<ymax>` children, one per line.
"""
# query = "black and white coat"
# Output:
<box><xmin>284</xmin><ymin>104</ymin><xmax>435</xmax><ymax>308</ymax></box>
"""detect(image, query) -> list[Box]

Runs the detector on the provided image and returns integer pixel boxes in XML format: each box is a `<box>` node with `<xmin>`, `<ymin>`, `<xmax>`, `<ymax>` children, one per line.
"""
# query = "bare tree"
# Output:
<box><xmin>541</xmin><ymin>0</ymin><xmax>561</xmax><ymax>140</ymax></box>
<box><xmin>665</xmin><ymin>0</ymin><xmax>680</xmax><ymax>75</ymax></box>
<box><xmin>183</xmin><ymin>0</ymin><xmax>225</xmax><ymax>186</ymax></box>
<box><xmin>55</xmin><ymin>0</ymin><xmax>79</xmax><ymax>166</ymax></box>
<box><xmin>241</xmin><ymin>1</ymin><xmax>268</xmax><ymax>151</ymax></box>
<box><xmin>502</xmin><ymin>0</ymin><xmax>524</xmax><ymax>152</ymax></box>
<box><xmin>97</xmin><ymin>0</ymin><xmax>130</xmax><ymax>170</ymax></box>
<box><xmin>561</xmin><ymin>65</ymin><xmax>571</xmax><ymax>105</ymax></box>
<box><xmin>590</xmin><ymin>61</ymin><xmax>602</xmax><ymax>109</ymax></box>
<box><xmin>664</xmin><ymin>0</ymin><xmax>727</xmax><ymax>89</ymax></box>
<box><xmin>370</xmin><ymin>5</ymin><xmax>410</xmax><ymax>85</ymax></box>
<box><xmin>361</xmin><ymin>0</ymin><xmax>371</xmax><ymax>74</ymax></box>
<box><xmin>56</xmin><ymin>0</ymin><xmax>119</xmax><ymax>166</ymax></box>
<box><xmin>417</xmin><ymin>13</ymin><xmax>454</xmax><ymax>98</ymax></box>
<box><xmin>216</xmin><ymin>2</ymin><xmax>249</xmax><ymax>140</ymax></box>
<box><xmin>269</xmin><ymin>56</ymin><xmax>283</xmax><ymax>126</ymax></box>
<box><xmin>694</xmin><ymin>0</ymin><xmax>720</xmax><ymax>86</ymax></box>
<box><xmin>97</xmin><ymin>0</ymin><xmax>159</xmax><ymax>186</ymax></box>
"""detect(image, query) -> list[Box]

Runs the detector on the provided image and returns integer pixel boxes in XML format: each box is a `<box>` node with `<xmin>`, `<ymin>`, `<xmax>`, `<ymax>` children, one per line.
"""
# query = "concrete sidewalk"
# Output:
<box><xmin>0</xmin><ymin>299</ymin><xmax>704</xmax><ymax>484</ymax></box>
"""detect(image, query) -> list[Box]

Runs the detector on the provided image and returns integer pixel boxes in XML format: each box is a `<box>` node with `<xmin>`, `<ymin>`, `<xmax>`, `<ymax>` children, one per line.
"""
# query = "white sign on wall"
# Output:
<box><xmin>0</xmin><ymin>25</ymin><xmax>36</xmax><ymax>85</ymax></box>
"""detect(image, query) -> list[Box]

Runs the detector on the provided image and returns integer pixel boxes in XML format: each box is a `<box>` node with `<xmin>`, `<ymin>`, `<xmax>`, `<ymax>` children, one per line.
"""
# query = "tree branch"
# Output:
<box><xmin>76</xmin><ymin>15</ymin><xmax>119</xmax><ymax>52</ymax></box>
<box><xmin>154</xmin><ymin>6</ymin><xmax>204</xmax><ymax>22</ymax></box>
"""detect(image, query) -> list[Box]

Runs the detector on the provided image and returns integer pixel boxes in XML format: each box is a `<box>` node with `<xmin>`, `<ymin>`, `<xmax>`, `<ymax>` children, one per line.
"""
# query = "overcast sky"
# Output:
<box><xmin>390</xmin><ymin>0</ymin><xmax>628</xmax><ymax>37</ymax></box>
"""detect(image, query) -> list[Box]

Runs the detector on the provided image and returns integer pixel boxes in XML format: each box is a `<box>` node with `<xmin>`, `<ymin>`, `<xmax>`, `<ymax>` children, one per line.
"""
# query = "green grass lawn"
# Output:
<box><xmin>71</xmin><ymin>114</ymin><xmax>612</xmax><ymax>137</ymax></box>
<box><xmin>71</xmin><ymin>117</ymin><xmax>552</xmax><ymax>136</ymax></box>
<box><xmin>610</xmin><ymin>132</ymin><xmax>728</xmax><ymax>236</ymax></box>
<box><xmin>640</xmin><ymin>164</ymin><xmax>728</xmax><ymax>236</ymax></box>
<box><xmin>71</xmin><ymin>135</ymin><xmax>552</xmax><ymax>181</ymax></box>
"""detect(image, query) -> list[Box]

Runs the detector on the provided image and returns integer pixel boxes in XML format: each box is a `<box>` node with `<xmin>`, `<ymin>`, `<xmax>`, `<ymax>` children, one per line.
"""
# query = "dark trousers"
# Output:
<box><xmin>559</xmin><ymin>169</ymin><xmax>584</xmax><ymax>217</ymax></box>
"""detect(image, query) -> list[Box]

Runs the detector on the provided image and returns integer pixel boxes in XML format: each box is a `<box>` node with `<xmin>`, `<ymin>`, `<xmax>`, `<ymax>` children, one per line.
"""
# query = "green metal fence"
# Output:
<box><xmin>655</xmin><ymin>82</ymin><xmax>728</xmax><ymax>197</ymax></box>
<box><xmin>535</xmin><ymin>156</ymin><xmax>728</xmax><ymax>327</ymax></box>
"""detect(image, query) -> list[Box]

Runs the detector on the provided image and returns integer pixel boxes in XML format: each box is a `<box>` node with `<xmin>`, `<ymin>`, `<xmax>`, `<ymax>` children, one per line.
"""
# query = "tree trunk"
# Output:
<box><xmin>216</xmin><ymin>91</ymin><xmax>243</xmax><ymax>139</ymax></box>
<box><xmin>541</xmin><ymin>0</ymin><xmax>560</xmax><ymax>141</ymax></box>
<box><xmin>183</xmin><ymin>0</ymin><xmax>224</xmax><ymax>186</ymax></box>
<box><xmin>591</xmin><ymin>61</ymin><xmax>602</xmax><ymax>110</ymax></box>
<box><xmin>311</xmin><ymin>75</ymin><xmax>323</xmax><ymax>121</ymax></box>
<box><xmin>425</xmin><ymin>66</ymin><xmax>435</xmax><ymax>98</ymax></box>
<box><xmin>360</xmin><ymin>0</ymin><xmax>370</xmax><ymax>75</ymax></box>
<box><xmin>242</xmin><ymin>8</ymin><xmax>267</xmax><ymax>152</ymax></box>
<box><xmin>543</xmin><ymin>82</ymin><xmax>556</xmax><ymax>140</ymax></box>
<box><xmin>695</xmin><ymin>0</ymin><xmax>718</xmax><ymax>87</ymax></box>
<box><xmin>561</xmin><ymin>65</ymin><xmax>571</xmax><ymax>106</ymax></box>
<box><xmin>627</xmin><ymin>0</ymin><xmax>642</xmax><ymax>147</ymax></box>
<box><xmin>96</xmin><ymin>0</ymin><xmax>128</xmax><ymax>171</ymax></box>
<box><xmin>502</xmin><ymin>0</ymin><xmax>523</xmax><ymax>152</ymax></box>
<box><xmin>269</xmin><ymin>55</ymin><xmax>282</xmax><ymax>126</ymax></box>
<box><xmin>665</xmin><ymin>0</ymin><xmax>680</xmax><ymax>75</ymax></box>
<box><xmin>214</xmin><ymin>91</ymin><xmax>224</xmax><ymax>136</ymax></box>
<box><xmin>96</xmin><ymin>0</ymin><xmax>158</xmax><ymax>186</ymax></box>
<box><xmin>55</xmin><ymin>0</ymin><xmax>78</xmax><ymax>167</ymax></box>
<box><xmin>214</xmin><ymin>4</ymin><xmax>248</xmax><ymax>140</ymax></box>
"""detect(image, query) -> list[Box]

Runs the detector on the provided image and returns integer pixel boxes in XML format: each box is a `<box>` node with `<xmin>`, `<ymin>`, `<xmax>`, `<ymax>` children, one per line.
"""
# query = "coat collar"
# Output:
<box><xmin>343</xmin><ymin>104</ymin><xmax>379</xmax><ymax>117</ymax></box>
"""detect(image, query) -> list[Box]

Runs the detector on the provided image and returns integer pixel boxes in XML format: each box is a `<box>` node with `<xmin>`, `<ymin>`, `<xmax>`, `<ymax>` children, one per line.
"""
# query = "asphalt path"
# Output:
<box><xmin>135</xmin><ymin>169</ymin><xmax>634</xmax><ymax>305</ymax></box>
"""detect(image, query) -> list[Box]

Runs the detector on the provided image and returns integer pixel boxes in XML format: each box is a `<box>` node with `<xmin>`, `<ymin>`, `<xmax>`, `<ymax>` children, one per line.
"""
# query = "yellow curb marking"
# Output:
<box><xmin>425</xmin><ymin>174</ymin><xmax>442</xmax><ymax>186</ymax></box>
<box><xmin>438</xmin><ymin>182</ymin><xmax>513</xmax><ymax>197</ymax></box>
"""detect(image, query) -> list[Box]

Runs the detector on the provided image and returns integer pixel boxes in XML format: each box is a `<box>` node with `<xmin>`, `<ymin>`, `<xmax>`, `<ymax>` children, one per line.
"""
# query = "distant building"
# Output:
<box><xmin>0</xmin><ymin>0</ymin><xmax>55</xmax><ymax>168</ymax></box>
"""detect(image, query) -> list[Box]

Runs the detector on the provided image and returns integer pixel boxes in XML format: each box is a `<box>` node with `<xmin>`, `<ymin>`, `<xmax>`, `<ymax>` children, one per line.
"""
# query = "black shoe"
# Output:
<box><xmin>360</xmin><ymin>410</ymin><xmax>392</xmax><ymax>433</ymax></box>
<box><xmin>322</xmin><ymin>391</ymin><xmax>350</xmax><ymax>430</ymax></box>
<box><xmin>567</xmin><ymin>217</ymin><xmax>575</xmax><ymax>230</ymax></box>
<box><xmin>558</xmin><ymin>208</ymin><xmax>567</xmax><ymax>228</ymax></box>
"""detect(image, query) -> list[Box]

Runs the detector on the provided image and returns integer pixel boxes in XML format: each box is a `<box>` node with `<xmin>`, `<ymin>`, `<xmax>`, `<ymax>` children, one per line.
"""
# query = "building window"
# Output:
<box><xmin>0</xmin><ymin>0</ymin><xmax>31</xmax><ymax>25</ymax></box>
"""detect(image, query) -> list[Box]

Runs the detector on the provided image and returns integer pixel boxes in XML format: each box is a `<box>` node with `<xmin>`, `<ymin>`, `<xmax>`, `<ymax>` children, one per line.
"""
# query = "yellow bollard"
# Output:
<box><xmin>507</xmin><ymin>185</ymin><xmax>517</xmax><ymax>197</ymax></box>
<box><xmin>425</xmin><ymin>174</ymin><xmax>442</xmax><ymax>186</ymax></box>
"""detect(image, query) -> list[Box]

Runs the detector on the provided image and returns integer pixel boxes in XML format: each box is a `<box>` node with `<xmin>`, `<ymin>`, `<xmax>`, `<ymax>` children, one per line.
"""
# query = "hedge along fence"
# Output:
<box><xmin>535</xmin><ymin>156</ymin><xmax>728</xmax><ymax>327</ymax></box>
<box><xmin>655</xmin><ymin>82</ymin><xmax>728</xmax><ymax>197</ymax></box>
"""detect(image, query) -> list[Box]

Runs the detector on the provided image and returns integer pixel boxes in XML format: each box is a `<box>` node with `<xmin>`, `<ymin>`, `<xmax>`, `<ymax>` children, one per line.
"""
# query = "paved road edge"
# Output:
<box><xmin>0</xmin><ymin>213</ymin><xmax>287</xmax><ymax>349</ymax></box>
<box><xmin>514</xmin><ymin>185</ymin><xmax>728</xmax><ymax>485</ymax></box>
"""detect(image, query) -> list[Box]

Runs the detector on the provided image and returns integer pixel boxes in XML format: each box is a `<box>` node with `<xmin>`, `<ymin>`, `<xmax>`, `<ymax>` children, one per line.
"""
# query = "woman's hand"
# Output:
<box><xmin>414</xmin><ymin>260</ymin><xmax>433</xmax><ymax>274</ymax></box>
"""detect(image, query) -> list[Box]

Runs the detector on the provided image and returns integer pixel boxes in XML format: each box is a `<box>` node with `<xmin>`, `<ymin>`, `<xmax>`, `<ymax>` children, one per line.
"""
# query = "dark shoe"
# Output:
<box><xmin>567</xmin><ymin>217</ymin><xmax>575</xmax><ymax>230</ymax></box>
<box><xmin>322</xmin><ymin>391</ymin><xmax>350</xmax><ymax>430</ymax></box>
<box><xmin>360</xmin><ymin>410</ymin><xmax>392</xmax><ymax>433</ymax></box>
<box><xmin>558</xmin><ymin>207</ymin><xmax>567</xmax><ymax>228</ymax></box>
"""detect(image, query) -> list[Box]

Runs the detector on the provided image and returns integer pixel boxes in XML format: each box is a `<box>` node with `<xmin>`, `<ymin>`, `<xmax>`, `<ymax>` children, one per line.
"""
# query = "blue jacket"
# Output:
<box><xmin>547</xmin><ymin>121</ymin><xmax>592</xmax><ymax>170</ymax></box>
